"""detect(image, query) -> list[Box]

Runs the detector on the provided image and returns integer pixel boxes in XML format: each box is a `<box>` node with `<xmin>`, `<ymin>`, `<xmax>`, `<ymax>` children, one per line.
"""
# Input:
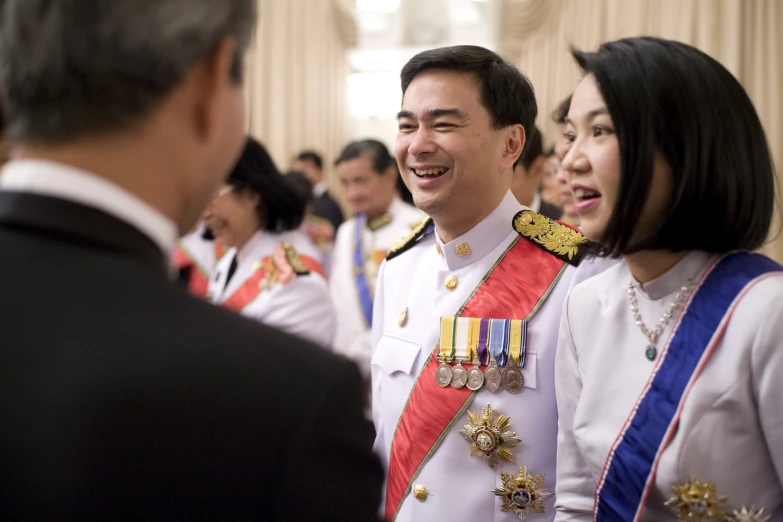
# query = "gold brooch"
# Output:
<box><xmin>664</xmin><ymin>478</ymin><xmax>727</xmax><ymax>521</ymax></box>
<box><xmin>459</xmin><ymin>404</ymin><xmax>521</xmax><ymax>469</ymax></box>
<box><xmin>726</xmin><ymin>507</ymin><xmax>771</xmax><ymax>522</ymax></box>
<box><xmin>397</xmin><ymin>303</ymin><xmax>408</xmax><ymax>327</ymax></box>
<box><xmin>455</xmin><ymin>242</ymin><xmax>471</xmax><ymax>257</ymax></box>
<box><xmin>491</xmin><ymin>463</ymin><xmax>553</xmax><ymax>520</ymax></box>
<box><xmin>512</xmin><ymin>210</ymin><xmax>586</xmax><ymax>262</ymax></box>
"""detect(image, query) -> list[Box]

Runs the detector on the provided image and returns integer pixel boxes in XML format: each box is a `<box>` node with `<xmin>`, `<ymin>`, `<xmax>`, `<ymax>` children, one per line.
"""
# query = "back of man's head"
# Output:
<box><xmin>0</xmin><ymin>0</ymin><xmax>256</xmax><ymax>144</ymax></box>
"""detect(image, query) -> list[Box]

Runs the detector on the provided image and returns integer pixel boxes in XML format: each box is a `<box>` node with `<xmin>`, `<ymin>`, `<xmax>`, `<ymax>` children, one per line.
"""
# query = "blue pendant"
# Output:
<box><xmin>645</xmin><ymin>345</ymin><xmax>657</xmax><ymax>361</ymax></box>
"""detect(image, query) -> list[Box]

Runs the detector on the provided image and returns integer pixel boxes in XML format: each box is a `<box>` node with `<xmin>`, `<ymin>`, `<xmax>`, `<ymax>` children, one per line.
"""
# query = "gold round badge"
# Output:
<box><xmin>413</xmin><ymin>484</ymin><xmax>428</xmax><ymax>502</ymax></box>
<box><xmin>445</xmin><ymin>275</ymin><xmax>458</xmax><ymax>291</ymax></box>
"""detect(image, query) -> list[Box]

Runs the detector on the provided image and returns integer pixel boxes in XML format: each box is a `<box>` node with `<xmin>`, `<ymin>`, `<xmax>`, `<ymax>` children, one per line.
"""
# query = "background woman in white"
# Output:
<box><xmin>205</xmin><ymin>137</ymin><xmax>336</xmax><ymax>348</ymax></box>
<box><xmin>554</xmin><ymin>37</ymin><xmax>782</xmax><ymax>521</ymax></box>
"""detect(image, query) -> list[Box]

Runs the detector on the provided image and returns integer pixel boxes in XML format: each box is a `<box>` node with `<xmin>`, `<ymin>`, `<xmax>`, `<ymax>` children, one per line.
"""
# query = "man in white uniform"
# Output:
<box><xmin>331</xmin><ymin>139</ymin><xmax>426</xmax><ymax>378</ymax></box>
<box><xmin>371</xmin><ymin>45</ymin><xmax>603</xmax><ymax>522</ymax></box>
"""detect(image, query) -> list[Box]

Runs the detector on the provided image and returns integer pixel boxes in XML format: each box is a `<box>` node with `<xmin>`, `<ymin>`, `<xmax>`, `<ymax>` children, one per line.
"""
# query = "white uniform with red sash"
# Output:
<box><xmin>208</xmin><ymin>229</ymin><xmax>336</xmax><ymax>348</ymax></box>
<box><xmin>331</xmin><ymin>198</ymin><xmax>426</xmax><ymax>379</ymax></box>
<box><xmin>371</xmin><ymin>191</ymin><xmax>607</xmax><ymax>522</ymax></box>
<box><xmin>555</xmin><ymin>250</ymin><xmax>783</xmax><ymax>521</ymax></box>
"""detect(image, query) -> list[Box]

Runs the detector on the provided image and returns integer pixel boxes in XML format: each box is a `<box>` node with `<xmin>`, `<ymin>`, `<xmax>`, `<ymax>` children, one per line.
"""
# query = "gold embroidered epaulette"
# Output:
<box><xmin>512</xmin><ymin>210</ymin><xmax>587</xmax><ymax>266</ymax></box>
<box><xmin>386</xmin><ymin>217</ymin><xmax>433</xmax><ymax>261</ymax></box>
<box><xmin>279</xmin><ymin>242</ymin><xmax>310</xmax><ymax>275</ymax></box>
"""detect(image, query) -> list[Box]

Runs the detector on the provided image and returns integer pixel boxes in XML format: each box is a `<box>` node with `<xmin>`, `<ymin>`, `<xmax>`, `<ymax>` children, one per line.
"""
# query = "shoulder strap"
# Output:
<box><xmin>512</xmin><ymin>210</ymin><xmax>587</xmax><ymax>266</ymax></box>
<box><xmin>386</xmin><ymin>217</ymin><xmax>433</xmax><ymax>261</ymax></box>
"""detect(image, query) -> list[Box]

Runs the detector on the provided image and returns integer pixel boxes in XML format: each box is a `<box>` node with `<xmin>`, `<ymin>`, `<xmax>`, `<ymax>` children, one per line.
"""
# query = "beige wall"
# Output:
<box><xmin>503</xmin><ymin>0</ymin><xmax>783</xmax><ymax>260</ymax></box>
<box><xmin>244</xmin><ymin>0</ymin><xmax>356</xmax><ymax>201</ymax></box>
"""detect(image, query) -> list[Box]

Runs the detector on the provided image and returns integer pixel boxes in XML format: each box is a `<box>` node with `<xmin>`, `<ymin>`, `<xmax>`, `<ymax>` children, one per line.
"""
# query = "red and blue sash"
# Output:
<box><xmin>594</xmin><ymin>251</ymin><xmax>782</xmax><ymax>521</ymax></box>
<box><xmin>354</xmin><ymin>215</ymin><xmax>374</xmax><ymax>326</ymax></box>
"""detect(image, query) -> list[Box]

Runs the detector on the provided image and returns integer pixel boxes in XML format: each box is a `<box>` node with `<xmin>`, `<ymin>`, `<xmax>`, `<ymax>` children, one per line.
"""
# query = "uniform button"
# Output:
<box><xmin>445</xmin><ymin>274</ymin><xmax>458</xmax><ymax>291</ymax></box>
<box><xmin>413</xmin><ymin>484</ymin><xmax>428</xmax><ymax>502</ymax></box>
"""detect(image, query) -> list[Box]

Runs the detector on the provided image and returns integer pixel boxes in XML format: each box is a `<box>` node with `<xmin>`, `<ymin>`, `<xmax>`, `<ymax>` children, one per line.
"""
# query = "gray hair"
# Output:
<box><xmin>0</xmin><ymin>0</ymin><xmax>257</xmax><ymax>143</ymax></box>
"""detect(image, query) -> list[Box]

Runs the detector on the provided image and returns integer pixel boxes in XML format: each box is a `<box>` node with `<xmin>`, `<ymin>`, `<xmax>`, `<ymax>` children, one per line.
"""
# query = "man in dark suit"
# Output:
<box><xmin>510</xmin><ymin>126</ymin><xmax>563</xmax><ymax>220</ymax></box>
<box><xmin>294</xmin><ymin>150</ymin><xmax>345</xmax><ymax>231</ymax></box>
<box><xmin>0</xmin><ymin>1</ymin><xmax>382</xmax><ymax>520</ymax></box>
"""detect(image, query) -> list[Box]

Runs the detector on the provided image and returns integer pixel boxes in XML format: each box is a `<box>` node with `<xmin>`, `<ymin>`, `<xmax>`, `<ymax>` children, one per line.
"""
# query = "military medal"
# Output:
<box><xmin>459</xmin><ymin>403</ymin><xmax>521</xmax><ymax>468</ymax></box>
<box><xmin>726</xmin><ymin>507</ymin><xmax>771</xmax><ymax>522</ymax></box>
<box><xmin>451</xmin><ymin>361</ymin><xmax>468</xmax><ymax>389</ymax></box>
<box><xmin>491</xmin><ymin>463</ymin><xmax>553</xmax><ymax>520</ymax></box>
<box><xmin>484</xmin><ymin>358</ymin><xmax>502</xmax><ymax>393</ymax></box>
<box><xmin>664</xmin><ymin>478</ymin><xmax>727</xmax><ymax>521</ymax></box>
<box><xmin>465</xmin><ymin>318</ymin><xmax>484</xmax><ymax>391</ymax></box>
<box><xmin>502</xmin><ymin>319</ymin><xmax>526</xmax><ymax>394</ymax></box>
<box><xmin>436</xmin><ymin>317</ymin><xmax>457</xmax><ymax>387</ymax></box>
<box><xmin>502</xmin><ymin>362</ymin><xmax>524</xmax><ymax>394</ymax></box>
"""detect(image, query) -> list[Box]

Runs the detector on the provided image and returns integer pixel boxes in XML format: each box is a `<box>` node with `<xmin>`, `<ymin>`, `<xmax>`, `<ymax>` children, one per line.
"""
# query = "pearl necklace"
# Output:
<box><xmin>627</xmin><ymin>277</ymin><xmax>695</xmax><ymax>361</ymax></box>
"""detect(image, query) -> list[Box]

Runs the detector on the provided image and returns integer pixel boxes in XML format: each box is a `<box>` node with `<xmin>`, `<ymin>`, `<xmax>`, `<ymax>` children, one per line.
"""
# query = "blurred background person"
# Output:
<box><xmin>552</xmin><ymin>95</ymin><xmax>580</xmax><ymax>226</ymax></box>
<box><xmin>286</xmin><ymin>169</ymin><xmax>335</xmax><ymax>274</ymax></box>
<box><xmin>542</xmin><ymin>145</ymin><xmax>562</xmax><ymax>205</ymax></box>
<box><xmin>330</xmin><ymin>139</ymin><xmax>425</xmax><ymax>379</ymax></box>
<box><xmin>511</xmin><ymin>125</ymin><xmax>563</xmax><ymax>219</ymax></box>
<box><xmin>293</xmin><ymin>150</ymin><xmax>344</xmax><ymax>233</ymax></box>
<box><xmin>205</xmin><ymin>137</ymin><xmax>336</xmax><ymax>348</ymax></box>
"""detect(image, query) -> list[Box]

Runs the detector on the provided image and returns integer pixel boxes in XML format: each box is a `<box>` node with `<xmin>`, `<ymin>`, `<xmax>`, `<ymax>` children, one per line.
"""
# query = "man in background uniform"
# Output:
<box><xmin>330</xmin><ymin>139</ymin><xmax>425</xmax><ymax>378</ymax></box>
<box><xmin>294</xmin><ymin>150</ymin><xmax>344</xmax><ymax>232</ymax></box>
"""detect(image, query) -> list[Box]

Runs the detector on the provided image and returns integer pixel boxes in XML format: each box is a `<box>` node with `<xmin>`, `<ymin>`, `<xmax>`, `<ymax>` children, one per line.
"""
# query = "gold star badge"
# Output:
<box><xmin>491</xmin><ymin>463</ymin><xmax>553</xmax><ymax>520</ymax></box>
<box><xmin>664</xmin><ymin>478</ymin><xmax>727</xmax><ymax>521</ymax></box>
<box><xmin>459</xmin><ymin>404</ymin><xmax>521</xmax><ymax>469</ymax></box>
<box><xmin>726</xmin><ymin>507</ymin><xmax>771</xmax><ymax>522</ymax></box>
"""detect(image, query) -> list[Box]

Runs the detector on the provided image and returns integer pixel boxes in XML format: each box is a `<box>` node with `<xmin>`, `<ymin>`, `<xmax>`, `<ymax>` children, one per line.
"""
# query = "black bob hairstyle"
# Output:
<box><xmin>226</xmin><ymin>137</ymin><xmax>307</xmax><ymax>233</ymax></box>
<box><xmin>572</xmin><ymin>36</ymin><xmax>776</xmax><ymax>255</ymax></box>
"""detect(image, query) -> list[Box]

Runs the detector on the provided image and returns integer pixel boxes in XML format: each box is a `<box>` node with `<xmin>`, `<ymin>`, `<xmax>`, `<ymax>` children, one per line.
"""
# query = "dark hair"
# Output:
<box><xmin>228</xmin><ymin>137</ymin><xmax>307</xmax><ymax>232</ymax></box>
<box><xmin>0</xmin><ymin>0</ymin><xmax>256</xmax><ymax>143</ymax></box>
<box><xmin>296</xmin><ymin>151</ymin><xmax>323</xmax><ymax>171</ymax></box>
<box><xmin>572</xmin><ymin>36</ymin><xmax>776</xmax><ymax>254</ymax></box>
<box><xmin>552</xmin><ymin>95</ymin><xmax>572</xmax><ymax>125</ymax></box>
<box><xmin>514</xmin><ymin>126</ymin><xmax>543</xmax><ymax>170</ymax></box>
<box><xmin>400</xmin><ymin>45</ymin><xmax>537</xmax><ymax>144</ymax></box>
<box><xmin>284</xmin><ymin>170</ymin><xmax>315</xmax><ymax>207</ymax></box>
<box><xmin>335</xmin><ymin>139</ymin><xmax>396</xmax><ymax>174</ymax></box>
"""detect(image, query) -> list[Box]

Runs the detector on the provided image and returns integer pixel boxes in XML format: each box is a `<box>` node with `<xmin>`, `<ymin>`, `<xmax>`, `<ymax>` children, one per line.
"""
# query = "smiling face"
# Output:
<box><xmin>395</xmin><ymin>69</ymin><xmax>522</xmax><ymax>236</ymax></box>
<box><xmin>203</xmin><ymin>184</ymin><xmax>261</xmax><ymax>248</ymax></box>
<box><xmin>562</xmin><ymin>74</ymin><xmax>672</xmax><ymax>244</ymax></box>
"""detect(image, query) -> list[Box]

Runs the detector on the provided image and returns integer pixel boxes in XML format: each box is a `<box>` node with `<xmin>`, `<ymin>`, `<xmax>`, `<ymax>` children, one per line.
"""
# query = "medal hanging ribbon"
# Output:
<box><xmin>594</xmin><ymin>252</ymin><xmax>782</xmax><ymax>522</ymax></box>
<box><xmin>354</xmin><ymin>214</ymin><xmax>374</xmax><ymax>326</ymax></box>
<box><xmin>384</xmin><ymin>237</ymin><xmax>568</xmax><ymax>521</ymax></box>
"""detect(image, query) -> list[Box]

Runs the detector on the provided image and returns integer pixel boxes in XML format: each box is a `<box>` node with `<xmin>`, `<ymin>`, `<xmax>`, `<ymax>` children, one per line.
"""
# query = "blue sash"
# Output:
<box><xmin>594</xmin><ymin>252</ymin><xmax>782</xmax><ymax>521</ymax></box>
<box><xmin>353</xmin><ymin>215</ymin><xmax>374</xmax><ymax>326</ymax></box>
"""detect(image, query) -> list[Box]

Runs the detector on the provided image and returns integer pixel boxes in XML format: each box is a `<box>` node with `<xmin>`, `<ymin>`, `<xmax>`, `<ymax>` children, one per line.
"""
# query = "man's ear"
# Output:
<box><xmin>501</xmin><ymin>125</ymin><xmax>525</xmax><ymax>171</ymax></box>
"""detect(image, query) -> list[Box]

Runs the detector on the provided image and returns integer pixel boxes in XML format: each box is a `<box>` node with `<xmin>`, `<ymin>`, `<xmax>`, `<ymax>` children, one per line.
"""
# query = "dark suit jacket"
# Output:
<box><xmin>538</xmin><ymin>200</ymin><xmax>563</xmax><ymax>221</ymax></box>
<box><xmin>0</xmin><ymin>191</ymin><xmax>382</xmax><ymax>521</ymax></box>
<box><xmin>312</xmin><ymin>191</ymin><xmax>344</xmax><ymax>232</ymax></box>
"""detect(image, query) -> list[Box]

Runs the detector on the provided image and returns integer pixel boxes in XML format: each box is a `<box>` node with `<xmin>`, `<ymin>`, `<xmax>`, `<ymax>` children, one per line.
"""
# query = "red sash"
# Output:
<box><xmin>222</xmin><ymin>254</ymin><xmax>326</xmax><ymax>312</ymax></box>
<box><xmin>384</xmin><ymin>237</ymin><xmax>567</xmax><ymax>521</ymax></box>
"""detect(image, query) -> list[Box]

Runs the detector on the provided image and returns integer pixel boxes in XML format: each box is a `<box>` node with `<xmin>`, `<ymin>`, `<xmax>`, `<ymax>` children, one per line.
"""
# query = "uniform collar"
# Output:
<box><xmin>434</xmin><ymin>190</ymin><xmax>522</xmax><ymax>271</ymax></box>
<box><xmin>365</xmin><ymin>197</ymin><xmax>403</xmax><ymax>231</ymax></box>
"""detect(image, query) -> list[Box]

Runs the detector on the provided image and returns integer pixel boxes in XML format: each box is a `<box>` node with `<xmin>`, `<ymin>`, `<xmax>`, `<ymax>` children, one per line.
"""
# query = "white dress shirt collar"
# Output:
<box><xmin>0</xmin><ymin>159</ymin><xmax>178</xmax><ymax>260</ymax></box>
<box><xmin>435</xmin><ymin>190</ymin><xmax>522</xmax><ymax>271</ymax></box>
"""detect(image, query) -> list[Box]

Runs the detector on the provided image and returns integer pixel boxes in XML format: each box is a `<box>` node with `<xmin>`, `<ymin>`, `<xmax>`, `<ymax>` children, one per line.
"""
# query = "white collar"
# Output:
<box><xmin>435</xmin><ymin>190</ymin><xmax>522</xmax><ymax>271</ymax></box>
<box><xmin>0</xmin><ymin>159</ymin><xmax>178</xmax><ymax>261</ymax></box>
<box><xmin>313</xmin><ymin>181</ymin><xmax>328</xmax><ymax>198</ymax></box>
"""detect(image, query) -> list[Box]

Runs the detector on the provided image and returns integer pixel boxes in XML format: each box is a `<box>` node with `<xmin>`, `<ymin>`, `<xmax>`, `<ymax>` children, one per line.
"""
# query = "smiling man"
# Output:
<box><xmin>370</xmin><ymin>45</ymin><xmax>593</xmax><ymax>522</ymax></box>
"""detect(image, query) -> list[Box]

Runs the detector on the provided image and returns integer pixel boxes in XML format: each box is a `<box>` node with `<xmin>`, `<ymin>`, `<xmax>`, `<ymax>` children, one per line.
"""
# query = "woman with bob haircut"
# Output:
<box><xmin>554</xmin><ymin>37</ymin><xmax>782</xmax><ymax>521</ymax></box>
<box><xmin>204</xmin><ymin>136</ymin><xmax>335</xmax><ymax>348</ymax></box>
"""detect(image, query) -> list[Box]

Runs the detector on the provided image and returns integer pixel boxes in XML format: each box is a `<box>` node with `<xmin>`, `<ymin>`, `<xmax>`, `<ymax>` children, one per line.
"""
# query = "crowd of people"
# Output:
<box><xmin>0</xmin><ymin>1</ymin><xmax>780</xmax><ymax>521</ymax></box>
